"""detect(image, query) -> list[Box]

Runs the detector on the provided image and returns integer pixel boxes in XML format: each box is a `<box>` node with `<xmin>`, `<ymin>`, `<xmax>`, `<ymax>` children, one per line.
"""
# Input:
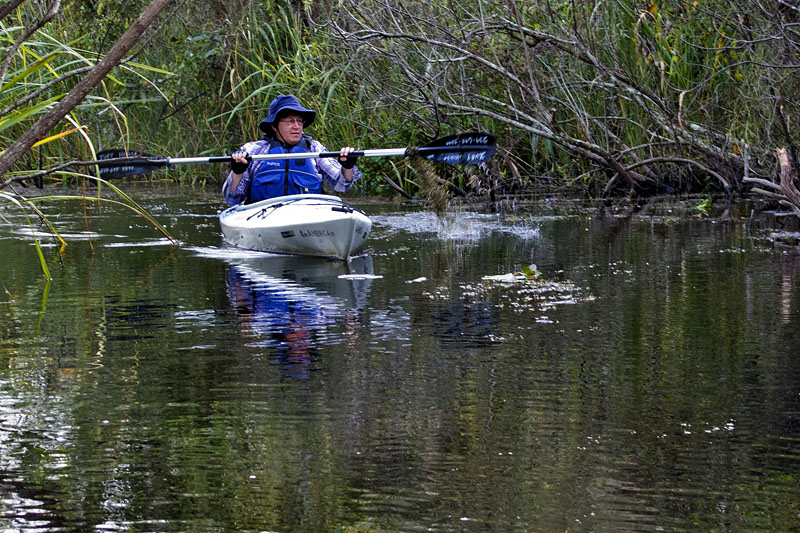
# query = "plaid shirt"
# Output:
<box><xmin>222</xmin><ymin>138</ymin><xmax>361</xmax><ymax>205</ymax></box>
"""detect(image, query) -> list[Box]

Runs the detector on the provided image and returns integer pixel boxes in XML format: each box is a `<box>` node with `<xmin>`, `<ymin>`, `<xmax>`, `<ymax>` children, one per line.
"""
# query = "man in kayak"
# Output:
<box><xmin>222</xmin><ymin>94</ymin><xmax>361</xmax><ymax>205</ymax></box>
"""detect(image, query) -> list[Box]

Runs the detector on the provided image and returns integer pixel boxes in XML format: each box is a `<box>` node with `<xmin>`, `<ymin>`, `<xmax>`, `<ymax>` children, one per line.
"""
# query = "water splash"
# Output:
<box><xmin>372</xmin><ymin>211</ymin><xmax>540</xmax><ymax>241</ymax></box>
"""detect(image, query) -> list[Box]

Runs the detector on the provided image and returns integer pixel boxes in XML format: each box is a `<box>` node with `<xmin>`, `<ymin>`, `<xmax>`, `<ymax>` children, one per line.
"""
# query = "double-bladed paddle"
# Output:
<box><xmin>92</xmin><ymin>132</ymin><xmax>496</xmax><ymax>179</ymax></box>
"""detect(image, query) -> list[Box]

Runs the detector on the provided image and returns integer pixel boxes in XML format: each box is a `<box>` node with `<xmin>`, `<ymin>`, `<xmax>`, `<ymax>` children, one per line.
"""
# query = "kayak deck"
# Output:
<box><xmin>219</xmin><ymin>194</ymin><xmax>372</xmax><ymax>260</ymax></box>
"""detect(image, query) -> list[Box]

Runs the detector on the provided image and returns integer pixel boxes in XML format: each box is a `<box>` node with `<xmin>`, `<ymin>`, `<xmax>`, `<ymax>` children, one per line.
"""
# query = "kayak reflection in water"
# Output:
<box><xmin>225</xmin><ymin>256</ymin><xmax>373</xmax><ymax>379</ymax></box>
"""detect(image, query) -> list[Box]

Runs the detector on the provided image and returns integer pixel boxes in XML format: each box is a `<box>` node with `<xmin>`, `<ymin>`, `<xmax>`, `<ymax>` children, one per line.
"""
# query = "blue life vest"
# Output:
<box><xmin>248</xmin><ymin>135</ymin><xmax>322</xmax><ymax>203</ymax></box>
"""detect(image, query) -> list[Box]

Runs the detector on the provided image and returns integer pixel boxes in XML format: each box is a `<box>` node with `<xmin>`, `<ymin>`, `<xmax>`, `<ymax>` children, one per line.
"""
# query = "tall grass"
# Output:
<box><xmin>86</xmin><ymin>1</ymin><xmax>426</xmax><ymax>194</ymax></box>
<box><xmin>11</xmin><ymin>0</ymin><xmax>784</xmax><ymax>204</ymax></box>
<box><xmin>0</xmin><ymin>8</ymin><xmax>175</xmax><ymax>278</ymax></box>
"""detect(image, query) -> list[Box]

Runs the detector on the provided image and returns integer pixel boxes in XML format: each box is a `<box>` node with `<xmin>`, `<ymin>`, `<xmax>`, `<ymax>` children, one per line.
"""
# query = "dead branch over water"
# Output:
<box><xmin>0</xmin><ymin>0</ymin><xmax>173</xmax><ymax>180</ymax></box>
<box><xmin>745</xmin><ymin>148</ymin><xmax>800</xmax><ymax>217</ymax></box>
<box><xmin>309</xmin><ymin>0</ymin><xmax>800</xmax><ymax>215</ymax></box>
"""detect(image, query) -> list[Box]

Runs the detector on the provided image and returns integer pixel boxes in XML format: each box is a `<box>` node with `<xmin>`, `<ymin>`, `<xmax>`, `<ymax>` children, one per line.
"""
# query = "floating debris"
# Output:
<box><xmin>425</xmin><ymin>269</ymin><xmax>594</xmax><ymax>316</ymax></box>
<box><xmin>768</xmin><ymin>231</ymin><xmax>800</xmax><ymax>248</ymax></box>
<box><xmin>338</xmin><ymin>273</ymin><xmax>383</xmax><ymax>280</ymax></box>
<box><xmin>522</xmin><ymin>263</ymin><xmax>542</xmax><ymax>279</ymax></box>
<box><xmin>481</xmin><ymin>273</ymin><xmax>523</xmax><ymax>283</ymax></box>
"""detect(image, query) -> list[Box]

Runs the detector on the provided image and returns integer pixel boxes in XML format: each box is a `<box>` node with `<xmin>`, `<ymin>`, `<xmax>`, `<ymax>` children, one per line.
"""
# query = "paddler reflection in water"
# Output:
<box><xmin>222</xmin><ymin>94</ymin><xmax>362</xmax><ymax>204</ymax></box>
<box><xmin>227</xmin><ymin>266</ymin><xmax>325</xmax><ymax>379</ymax></box>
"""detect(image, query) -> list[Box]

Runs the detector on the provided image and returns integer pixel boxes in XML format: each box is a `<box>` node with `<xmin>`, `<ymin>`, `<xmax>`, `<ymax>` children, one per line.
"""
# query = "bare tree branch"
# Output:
<box><xmin>0</xmin><ymin>0</ymin><xmax>172</xmax><ymax>180</ymax></box>
<box><xmin>307</xmin><ymin>0</ymin><xmax>800</xmax><ymax>210</ymax></box>
<box><xmin>0</xmin><ymin>0</ymin><xmax>26</xmax><ymax>21</ymax></box>
<box><xmin>0</xmin><ymin>65</ymin><xmax>93</xmax><ymax>118</ymax></box>
<box><xmin>0</xmin><ymin>1</ymin><xmax>60</xmax><ymax>88</ymax></box>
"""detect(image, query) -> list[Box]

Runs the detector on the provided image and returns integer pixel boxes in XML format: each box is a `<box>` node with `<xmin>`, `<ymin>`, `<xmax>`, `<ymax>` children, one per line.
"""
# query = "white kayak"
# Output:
<box><xmin>219</xmin><ymin>194</ymin><xmax>372</xmax><ymax>260</ymax></box>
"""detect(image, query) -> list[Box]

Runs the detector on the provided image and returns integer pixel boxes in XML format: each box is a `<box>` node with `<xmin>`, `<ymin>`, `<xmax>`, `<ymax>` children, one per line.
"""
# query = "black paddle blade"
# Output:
<box><xmin>95</xmin><ymin>149</ymin><xmax>163</xmax><ymax>179</ymax></box>
<box><xmin>415</xmin><ymin>132</ymin><xmax>496</xmax><ymax>165</ymax></box>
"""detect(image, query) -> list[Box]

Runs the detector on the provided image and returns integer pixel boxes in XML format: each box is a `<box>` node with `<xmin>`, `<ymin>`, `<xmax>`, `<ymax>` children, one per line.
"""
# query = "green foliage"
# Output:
<box><xmin>694</xmin><ymin>196</ymin><xmax>712</xmax><ymax>216</ymax></box>
<box><xmin>0</xmin><ymin>2</ymin><xmax>179</xmax><ymax>278</ymax></box>
<box><xmin>0</xmin><ymin>5</ymin><xmax>173</xmax><ymax>171</ymax></box>
<box><xmin>5</xmin><ymin>0</ymin><xmax>798</xmax><ymax>199</ymax></box>
<box><xmin>521</xmin><ymin>263</ymin><xmax>542</xmax><ymax>280</ymax></box>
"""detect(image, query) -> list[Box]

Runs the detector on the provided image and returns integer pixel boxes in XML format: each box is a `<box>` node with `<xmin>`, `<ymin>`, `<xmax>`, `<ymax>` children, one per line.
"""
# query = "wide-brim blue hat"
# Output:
<box><xmin>259</xmin><ymin>94</ymin><xmax>316</xmax><ymax>133</ymax></box>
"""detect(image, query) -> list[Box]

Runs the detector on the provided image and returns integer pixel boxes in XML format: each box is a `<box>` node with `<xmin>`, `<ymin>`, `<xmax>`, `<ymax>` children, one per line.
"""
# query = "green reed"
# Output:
<box><xmin>1</xmin><ymin>6</ymin><xmax>176</xmax><ymax>278</ymax></box>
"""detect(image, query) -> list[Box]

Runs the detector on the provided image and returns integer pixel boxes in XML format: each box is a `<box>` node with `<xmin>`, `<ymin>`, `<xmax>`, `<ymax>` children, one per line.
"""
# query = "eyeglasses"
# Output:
<box><xmin>279</xmin><ymin>118</ymin><xmax>304</xmax><ymax>126</ymax></box>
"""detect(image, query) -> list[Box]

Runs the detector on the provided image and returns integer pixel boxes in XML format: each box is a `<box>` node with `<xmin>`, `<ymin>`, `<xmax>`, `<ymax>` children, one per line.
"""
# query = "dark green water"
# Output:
<box><xmin>1</xmin><ymin>186</ymin><xmax>799</xmax><ymax>531</ymax></box>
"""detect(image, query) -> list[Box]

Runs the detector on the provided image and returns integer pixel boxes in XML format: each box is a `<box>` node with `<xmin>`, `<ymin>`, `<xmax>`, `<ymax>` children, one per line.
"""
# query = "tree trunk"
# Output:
<box><xmin>0</xmin><ymin>0</ymin><xmax>172</xmax><ymax>178</ymax></box>
<box><xmin>777</xmin><ymin>148</ymin><xmax>800</xmax><ymax>217</ymax></box>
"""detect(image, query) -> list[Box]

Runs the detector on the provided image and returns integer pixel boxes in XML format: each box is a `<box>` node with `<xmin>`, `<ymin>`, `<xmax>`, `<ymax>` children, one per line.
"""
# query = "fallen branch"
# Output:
<box><xmin>778</xmin><ymin>148</ymin><xmax>800</xmax><ymax>209</ymax></box>
<box><xmin>0</xmin><ymin>0</ymin><xmax>172</xmax><ymax>178</ymax></box>
<box><xmin>625</xmin><ymin>156</ymin><xmax>732</xmax><ymax>194</ymax></box>
<box><xmin>744</xmin><ymin>147</ymin><xmax>800</xmax><ymax>219</ymax></box>
<box><xmin>381</xmin><ymin>173</ymin><xmax>414</xmax><ymax>199</ymax></box>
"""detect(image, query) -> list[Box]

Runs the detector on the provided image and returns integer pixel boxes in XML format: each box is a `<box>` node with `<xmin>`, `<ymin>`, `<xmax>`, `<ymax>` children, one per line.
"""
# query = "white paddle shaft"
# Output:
<box><xmin>165</xmin><ymin>148</ymin><xmax>407</xmax><ymax>166</ymax></box>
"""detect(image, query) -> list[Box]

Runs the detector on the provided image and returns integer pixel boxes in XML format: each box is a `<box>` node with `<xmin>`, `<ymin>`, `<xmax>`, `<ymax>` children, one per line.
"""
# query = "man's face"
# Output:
<box><xmin>272</xmin><ymin>112</ymin><xmax>304</xmax><ymax>144</ymax></box>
